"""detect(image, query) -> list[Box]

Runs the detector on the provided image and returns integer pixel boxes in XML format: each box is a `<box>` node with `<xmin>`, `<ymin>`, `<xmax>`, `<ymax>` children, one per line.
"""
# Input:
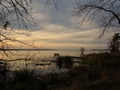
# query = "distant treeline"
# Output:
<box><xmin>0</xmin><ymin>48</ymin><xmax>56</xmax><ymax>51</ymax></box>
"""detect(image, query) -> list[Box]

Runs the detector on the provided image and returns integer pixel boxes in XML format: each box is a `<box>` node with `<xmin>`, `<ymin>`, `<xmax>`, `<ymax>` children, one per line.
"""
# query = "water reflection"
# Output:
<box><xmin>0</xmin><ymin>50</ymin><xmax>81</xmax><ymax>75</ymax></box>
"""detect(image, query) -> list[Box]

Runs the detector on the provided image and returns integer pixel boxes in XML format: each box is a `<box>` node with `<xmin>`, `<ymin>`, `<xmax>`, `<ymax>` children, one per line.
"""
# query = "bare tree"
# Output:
<box><xmin>0</xmin><ymin>0</ymin><xmax>33</xmax><ymax>55</ymax></box>
<box><xmin>0</xmin><ymin>0</ymin><xmax>34</xmax><ymax>76</ymax></box>
<box><xmin>74</xmin><ymin>0</ymin><xmax>120</xmax><ymax>36</ymax></box>
<box><xmin>80</xmin><ymin>47</ymin><xmax>85</xmax><ymax>56</ymax></box>
<box><xmin>0</xmin><ymin>0</ymin><xmax>62</xmax><ymax>57</ymax></box>
<box><xmin>109</xmin><ymin>33</ymin><xmax>120</xmax><ymax>53</ymax></box>
<box><xmin>0</xmin><ymin>0</ymin><xmax>34</xmax><ymax>56</ymax></box>
<box><xmin>0</xmin><ymin>0</ymin><xmax>33</xmax><ymax>29</ymax></box>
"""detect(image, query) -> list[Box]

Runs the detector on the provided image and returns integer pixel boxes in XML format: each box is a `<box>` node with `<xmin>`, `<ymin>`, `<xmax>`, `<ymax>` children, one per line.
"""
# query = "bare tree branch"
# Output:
<box><xmin>74</xmin><ymin>0</ymin><xmax>120</xmax><ymax>36</ymax></box>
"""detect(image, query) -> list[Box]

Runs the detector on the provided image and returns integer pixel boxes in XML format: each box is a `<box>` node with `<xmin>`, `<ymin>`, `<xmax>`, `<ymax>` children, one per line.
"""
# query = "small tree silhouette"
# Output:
<box><xmin>109</xmin><ymin>33</ymin><xmax>120</xmax><ymax>53</ymax></box>
<box><xmin>80</xmin><ymin>47</ymin><xmax>85</xmax><ymax>56</ymax></box>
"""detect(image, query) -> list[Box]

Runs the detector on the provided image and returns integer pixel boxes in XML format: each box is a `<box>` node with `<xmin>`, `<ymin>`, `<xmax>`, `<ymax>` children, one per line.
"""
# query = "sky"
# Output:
<box><xmin>15</xmin><ymin>0</ymin><xmax>114</xmax><ymax>50</ymax></box>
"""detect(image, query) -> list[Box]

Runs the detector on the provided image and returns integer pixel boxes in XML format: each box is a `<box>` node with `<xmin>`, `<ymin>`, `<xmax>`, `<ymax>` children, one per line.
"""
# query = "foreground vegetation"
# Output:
<box><xmin>0</xmin><ymin>52</ymin><xmax>120</xmax><ymax>90</ymax></box>
<box><xmin>55</xmin><ymin>52</ymin><xmax>120</xmax><ymax>90</ymax></box>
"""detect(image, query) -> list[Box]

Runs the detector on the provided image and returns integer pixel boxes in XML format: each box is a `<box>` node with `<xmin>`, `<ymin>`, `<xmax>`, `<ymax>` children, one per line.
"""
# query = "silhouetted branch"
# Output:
<box><xmin>0</xmin><ymin>0</ymin><xmax>61</xmax><ymax>57</ymax></box>
<box><xmin>79</xmin><ymin>5</ymin><xmax>120</xmax><ymax>24</ymax></box>
<box><xmin>74</xmin><ymin>0</ymin><xmax>120</xmax><ymax>36</ymax></box>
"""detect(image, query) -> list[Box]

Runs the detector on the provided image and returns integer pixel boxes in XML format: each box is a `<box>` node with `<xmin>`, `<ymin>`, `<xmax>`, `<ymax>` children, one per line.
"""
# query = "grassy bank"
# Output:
<box><xmin>54</xmin><ymin>52</ymin><xmax>120</xmax><ymax>90</ymax></box>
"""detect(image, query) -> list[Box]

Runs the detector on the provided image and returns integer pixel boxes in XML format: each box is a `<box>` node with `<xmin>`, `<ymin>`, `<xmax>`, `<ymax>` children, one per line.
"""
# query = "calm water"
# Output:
<box><xmin>0</xmin><ymin>50</ymin><xmax>81</xmax><ymax>75</ymax></box>
<box><xmin>0</xmin><ymin>50</ymin><xmax>80</xmax><ymax>59</ymax></box>
<box><xmin>0</xmin><ymin>50</ymin><xmax>104</xmax><ymax>75</ymax></box>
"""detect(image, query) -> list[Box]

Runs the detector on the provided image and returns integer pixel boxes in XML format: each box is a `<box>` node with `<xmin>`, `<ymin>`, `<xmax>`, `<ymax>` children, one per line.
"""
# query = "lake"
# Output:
<box><xmin>0</xmin><ymin>49</ymin><xmax>105</xmax><ymax>75</ymax></box>
<box><xmin>0</xmin><ymin>50</ymin><xmax>82</xmax><ymax>76</ymax></box>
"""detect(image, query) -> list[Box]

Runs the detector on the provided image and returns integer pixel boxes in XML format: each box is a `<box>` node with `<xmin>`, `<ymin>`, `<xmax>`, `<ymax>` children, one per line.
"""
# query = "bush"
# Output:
<box><xmin>82</xmin><ymin>52</ymin><xmax>120</xmax><ymax>69</ymax></box>
<box><xmin>13</xmin><ymin>69</ymin><xmax>35</xmax><ymax>82</ymax></box>
<box><xmin>55</xmin><ymin>56</ymin><xmax>73</xmax><ymax>69</ymax></box>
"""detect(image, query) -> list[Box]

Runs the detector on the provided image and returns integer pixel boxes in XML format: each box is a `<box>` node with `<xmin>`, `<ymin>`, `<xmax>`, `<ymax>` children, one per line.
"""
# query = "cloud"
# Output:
<box><xmin>29</xmin><ymin>25</ymin><xmax>109</xmax><ymax>49</ymax></box>
<box><xmin>14</xmin><ymin>0</ymin><xmax>111</xmax><ymax>50</ymax></box>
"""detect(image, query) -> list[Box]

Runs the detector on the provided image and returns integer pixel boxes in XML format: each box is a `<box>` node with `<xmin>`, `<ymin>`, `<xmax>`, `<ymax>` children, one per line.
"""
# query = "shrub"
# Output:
<box><xmin>13</xmin><ymin>69</ymin><xmax>35</xmax><ymax>82</ymax></box>
<box><xmin>82</xmin><ymin>52</ymin><xmax>120</xmax><ymax>69</ymax></box>
<box><xmin>55</xmin><ymin>56</ymin><xmax>73</xmax><ymax>69</ymax></box>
